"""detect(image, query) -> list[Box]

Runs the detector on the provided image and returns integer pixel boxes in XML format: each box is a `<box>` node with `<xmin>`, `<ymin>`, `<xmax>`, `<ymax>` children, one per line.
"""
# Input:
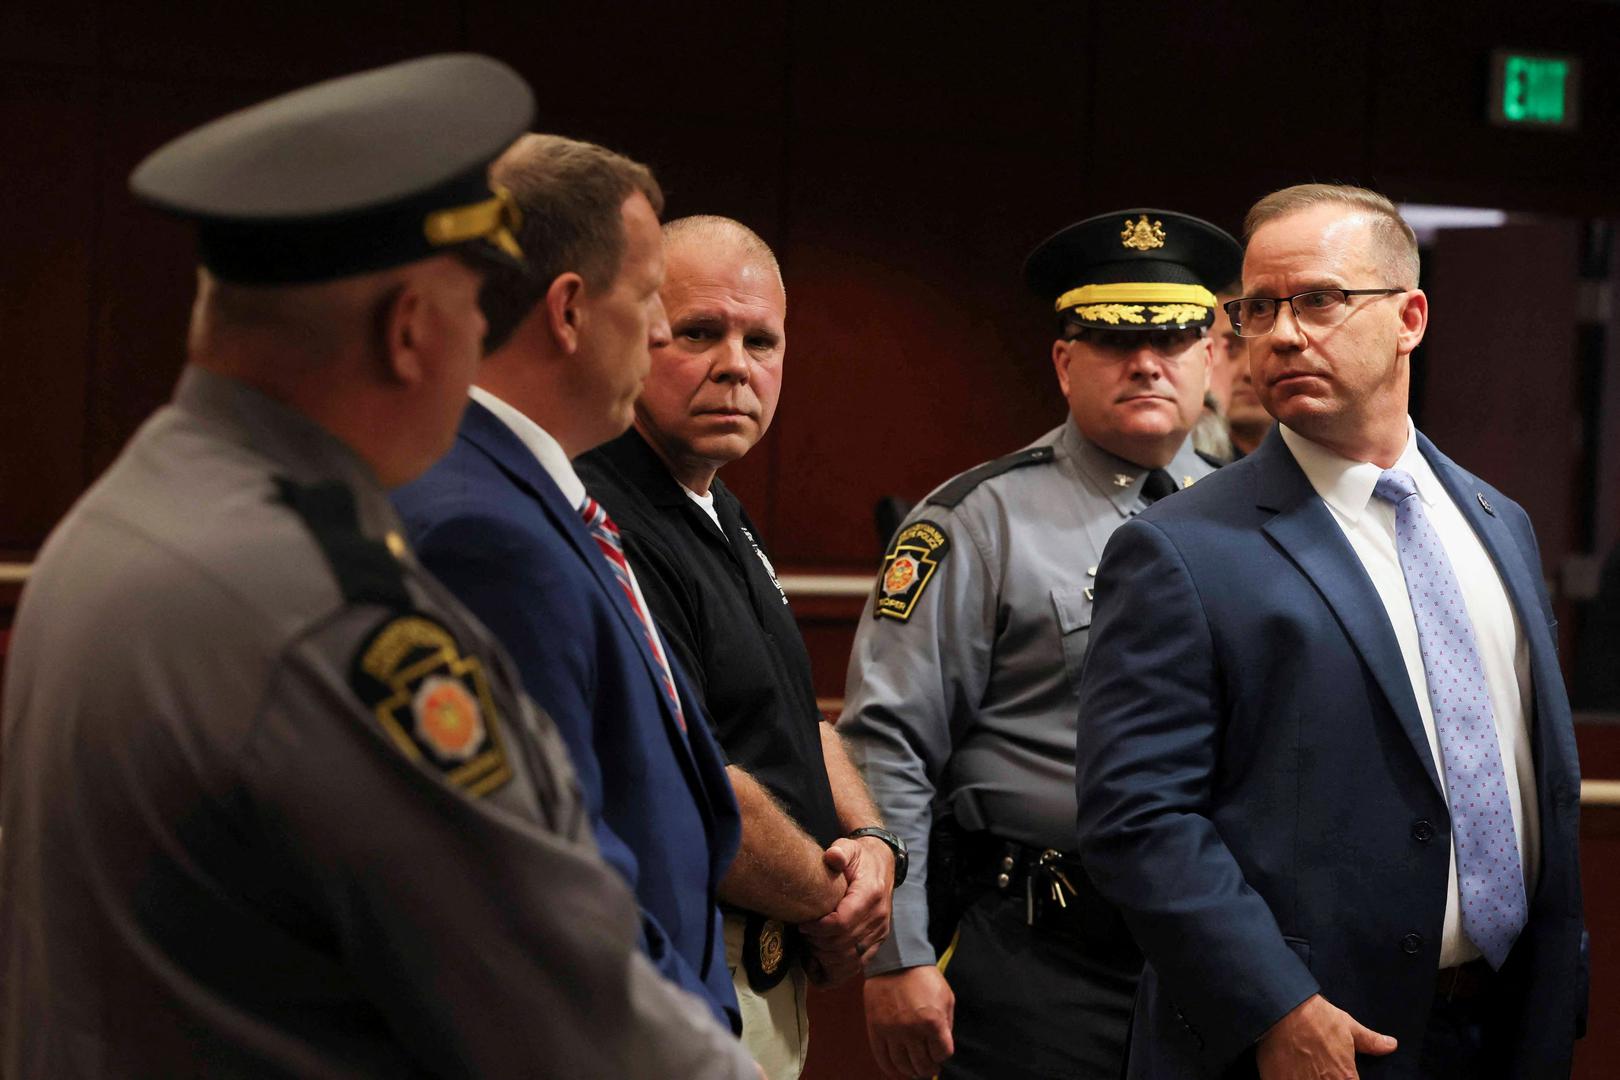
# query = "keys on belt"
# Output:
<box><xmin>967</xmin><ymin>834</ymin><xmax>1139</xmax><ymax>960</ymax></box>
<box><xmin>995</xmin><ymin>847</ymin><xmax>1081</xmax><ymax>921</ymax></box>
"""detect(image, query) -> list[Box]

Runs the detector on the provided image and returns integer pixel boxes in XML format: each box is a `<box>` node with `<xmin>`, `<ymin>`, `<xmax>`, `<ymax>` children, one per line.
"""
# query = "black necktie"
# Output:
<box><xmin>1141</xmin><ymin>469</ymin><xmax>1177</xmax><ymax>505</ymax></box>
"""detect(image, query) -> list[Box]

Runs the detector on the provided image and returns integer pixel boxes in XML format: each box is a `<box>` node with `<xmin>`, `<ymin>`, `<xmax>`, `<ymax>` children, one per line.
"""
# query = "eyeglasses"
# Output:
<box><xmin>1223</xmin><ymin>288</ymin><xmax>1406</xmax><ymax>338</ymax></box>
<box><xmin>1071</xmin><ymin>326</ymin><xmax>1205</xmax><ymax>360</ymax></box>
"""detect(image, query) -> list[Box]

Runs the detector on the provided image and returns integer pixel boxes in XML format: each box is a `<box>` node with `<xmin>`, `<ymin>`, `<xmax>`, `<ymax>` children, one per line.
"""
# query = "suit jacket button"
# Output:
<box><xmin>1400</xmin><ymin>932</ymin><xmax>1423</xmax><ymax>955</ymax></box>
<box><xmin>1412</xmin><ymin>820</ymin><xmax>1434</xmax><ymax>843</ymax></box>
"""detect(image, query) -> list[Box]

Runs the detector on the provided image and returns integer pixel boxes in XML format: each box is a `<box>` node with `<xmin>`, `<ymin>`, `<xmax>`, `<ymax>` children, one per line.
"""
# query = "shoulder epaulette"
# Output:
<box><xmin>1196</xmin><ymin>450</ymin><xmax>1227</xmax><ymax>470</ymax></box>
<box><xmin>274</xmin><ymin>476</ymin><xmax>411</xmax><ymax>609</ymax></box>
<box><xmin>926</xmin><ymin>446</ymin><xmax>1056</xmax><ymax>509</ymax></box>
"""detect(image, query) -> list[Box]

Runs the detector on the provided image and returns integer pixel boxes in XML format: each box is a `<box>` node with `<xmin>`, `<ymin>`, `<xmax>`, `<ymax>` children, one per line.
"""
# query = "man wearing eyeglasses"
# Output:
<box><xmin>1076</xmin><ymin>184</ymin><xmax>1585</xmax><ymax>1079</ymax></box>
<box><xmin>839</xmin><ymin>210</ymin><xmax>1238</xmax><ymax>1079</ymax></box>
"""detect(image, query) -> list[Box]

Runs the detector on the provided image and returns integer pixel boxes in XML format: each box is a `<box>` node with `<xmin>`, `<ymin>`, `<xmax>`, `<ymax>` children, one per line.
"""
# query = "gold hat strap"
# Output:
<box><xmin>1055</xmin><ymin>281</ymin><xmax>1217</xmax><ymax>313</ymax></box>
<box><xmin>422</xmin><ymin>184</ymin><xmax>524</xmax><ymax>261</ymax></box>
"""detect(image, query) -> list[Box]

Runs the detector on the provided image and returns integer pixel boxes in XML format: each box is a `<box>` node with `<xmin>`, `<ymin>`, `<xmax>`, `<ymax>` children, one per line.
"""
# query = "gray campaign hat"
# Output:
<box><xmin>130</xmin><ymin>53</ymin><xmax>534</xmax><ymax>285</ymax></box>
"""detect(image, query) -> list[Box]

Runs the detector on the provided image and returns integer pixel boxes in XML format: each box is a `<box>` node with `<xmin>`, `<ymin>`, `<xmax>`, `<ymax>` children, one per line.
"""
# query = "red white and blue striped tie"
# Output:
<box><xmin>579</xmin><ymin>497</ymin><xmax>685</xmax><ymax>731</ymax></box>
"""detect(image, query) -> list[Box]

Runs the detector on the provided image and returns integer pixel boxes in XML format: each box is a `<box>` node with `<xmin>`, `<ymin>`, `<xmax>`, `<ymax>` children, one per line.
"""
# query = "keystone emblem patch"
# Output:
<box><xmin>874</xmin><ymin>520</ymin><xmax>950</xmax><ymax>622</ymax></box>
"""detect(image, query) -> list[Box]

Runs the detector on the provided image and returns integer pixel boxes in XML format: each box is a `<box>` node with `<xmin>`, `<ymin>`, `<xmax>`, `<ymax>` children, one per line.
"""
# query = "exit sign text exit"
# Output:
<box><xmin>1490</xmin><ymin>50</ymin><xmax>1581</xmax><ymax>131</ymax></box>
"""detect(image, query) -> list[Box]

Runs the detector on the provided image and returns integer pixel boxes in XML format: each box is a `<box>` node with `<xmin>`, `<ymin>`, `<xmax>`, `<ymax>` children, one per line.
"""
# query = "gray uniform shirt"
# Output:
<box><xmin>0</xmin><ymin>367</ymin><xmax>753</xmax><ymax>1080</ymax></box>
<box><xmin>839</xmin><ymin>418</ymin><xmax>1212</xmax><ymax>972</ymax></box>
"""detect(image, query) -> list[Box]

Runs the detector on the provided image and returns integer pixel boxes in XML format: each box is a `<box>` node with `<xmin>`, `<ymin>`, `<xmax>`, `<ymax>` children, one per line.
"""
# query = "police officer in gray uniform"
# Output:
<box><xmin>840</xmin><ymin>210</ymin><xmax>1240</xmax><ymax>1080</ymax></box>
<box><xmin>0</xmin><ymin>56</ymin><xmax>756</xmax><ymax>1080</ymax></box>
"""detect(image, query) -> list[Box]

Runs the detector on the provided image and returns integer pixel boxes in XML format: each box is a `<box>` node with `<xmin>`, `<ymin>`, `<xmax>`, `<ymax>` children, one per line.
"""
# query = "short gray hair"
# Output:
<box><xmin>662</xmin><ymin>215</ymin><xmax>784</xmax><ymax>297</ymax></box>
<box><xmin>1243</xmin><ymin>183</ymin><xmax>1420</xmax><ymax>288</ymax></box>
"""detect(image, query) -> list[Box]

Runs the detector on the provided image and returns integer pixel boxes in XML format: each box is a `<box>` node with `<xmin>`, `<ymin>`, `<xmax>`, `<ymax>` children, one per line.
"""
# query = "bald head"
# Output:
<box><xmin>662</xmin><ymin>215</ymin><xmax>785</xmax><ymax>302</ymax></box>
<box><xmin>633</xmin><ymin>215</ymin><xmax>787</xmax><ymax>493</ymax></box>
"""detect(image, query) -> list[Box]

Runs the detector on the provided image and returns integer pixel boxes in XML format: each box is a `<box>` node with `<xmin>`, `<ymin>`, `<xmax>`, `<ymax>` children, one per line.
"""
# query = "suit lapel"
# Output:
<box><xmin>1254</xmin><ymin>431</ymin><xmax>1444</xmax><ymax>796</ymax></box>
<box><xmin>459</xmin><ymin>403</ymin><xmax>696</xmax><ymax>752</ymax></box>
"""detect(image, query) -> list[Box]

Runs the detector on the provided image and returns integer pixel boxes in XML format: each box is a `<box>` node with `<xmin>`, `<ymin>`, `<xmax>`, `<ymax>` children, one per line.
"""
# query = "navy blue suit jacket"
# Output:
<box><xmin>1076</xmin><ymin>427</ymin><xmax>1585</xmax><ymax>1078</ymax></box>
<box><xmin>393</xmin><ymin>401</ymin><xmax>742</xmax><ymax>1029</ymax></box>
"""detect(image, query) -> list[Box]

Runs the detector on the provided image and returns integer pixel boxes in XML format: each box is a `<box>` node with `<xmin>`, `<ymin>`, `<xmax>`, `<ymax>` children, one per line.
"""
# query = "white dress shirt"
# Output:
<box><xmin>1280</xmin><ymin>420</ymin><xmax>1539</xmax><ymax>968</ymax></box>
<box><xmin>468</xmin><ymin>387</ymin><xmax>679</xmax><ymax>681</ymax></box>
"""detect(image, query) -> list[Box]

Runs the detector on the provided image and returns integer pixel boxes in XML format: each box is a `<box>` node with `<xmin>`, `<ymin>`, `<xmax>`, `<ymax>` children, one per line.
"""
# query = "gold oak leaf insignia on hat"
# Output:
<box><xmin>1121</xmin><ymin>214</ymin><xmax>1167</xmax><ymax>251</ymax></box>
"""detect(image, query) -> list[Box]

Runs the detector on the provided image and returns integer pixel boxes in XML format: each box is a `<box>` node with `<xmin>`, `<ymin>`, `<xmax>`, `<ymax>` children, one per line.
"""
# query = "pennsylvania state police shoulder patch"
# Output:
<box><xmin>349</xmin><ymin>613</ymin><xmax>512</xmax><ymax>797</ymax></box>
<box><xmin>874</xmin><ymin>520</ymin><xmax>950</xmax><ymax>622</ymax></box>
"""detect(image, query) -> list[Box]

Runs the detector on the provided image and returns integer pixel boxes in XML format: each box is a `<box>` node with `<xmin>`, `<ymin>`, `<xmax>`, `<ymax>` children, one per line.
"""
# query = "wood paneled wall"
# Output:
<box><xmin>4</xmin><ymin>4</ymin><xmax>1620</xmax><ymax>1075</ymax></box>
<box><xmin>6</xmin><ymin>0</ymin><xmax>1620</xmax><ymax>568</ymax></box>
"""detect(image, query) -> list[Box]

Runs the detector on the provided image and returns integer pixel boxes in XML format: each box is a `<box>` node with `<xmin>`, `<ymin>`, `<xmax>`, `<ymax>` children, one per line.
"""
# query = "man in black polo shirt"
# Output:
<box><xmin>576</xmin><ymin>215</ymin><xmax>904</xmax><ymax>1079</ymax></box>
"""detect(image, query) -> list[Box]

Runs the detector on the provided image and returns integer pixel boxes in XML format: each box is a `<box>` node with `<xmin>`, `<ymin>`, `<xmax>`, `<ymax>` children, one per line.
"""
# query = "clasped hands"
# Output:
<box><xmin>797</xmin><ymin>834</ymin><xmax>895</xmax><ymax>985</ymax></box>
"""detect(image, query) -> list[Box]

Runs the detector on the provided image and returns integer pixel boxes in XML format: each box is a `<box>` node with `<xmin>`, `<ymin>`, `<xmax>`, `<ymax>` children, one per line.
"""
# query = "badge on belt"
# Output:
<box><xmin>742</xmin><ymin>912</ymin><xmax>799</xmax><ymax>992</ymax></box>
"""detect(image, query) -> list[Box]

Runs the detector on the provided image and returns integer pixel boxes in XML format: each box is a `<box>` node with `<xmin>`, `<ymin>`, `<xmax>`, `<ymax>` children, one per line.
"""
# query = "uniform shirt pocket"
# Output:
<box><xmin>1050</xmin><ymin>583</ymin><xmax>1094</xmax><ymax>695</ymax></box>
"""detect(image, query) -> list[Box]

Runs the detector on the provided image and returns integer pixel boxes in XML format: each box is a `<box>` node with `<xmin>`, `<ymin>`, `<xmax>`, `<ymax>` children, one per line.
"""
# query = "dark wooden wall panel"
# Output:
<box><xmin>1371</xmin><ymin>5</ymin><xmax>1620</xmax><ymax>216</ymax></box>
<box><xmin>87</xmin><ymin>79</ymin><xmax>261</xmax><ymax>478</ymax></box>
<box><xmin>0</xmin><ymin>0</ymin><xmax>97</xmax><ymax>69</ymax></box>
<box><xmin>1421</xmin><ymin>223</ymin><xmax>1581</xmax><ymax>578</ymax></box>
<box><xmin>0</xmin><ymin>70</ymin><xmax>96</xmax><ymax>548</ymax></box>
<box><xmin>1083</xmin><ymin>1</ymin><xmax>1373</xmax><ymax>228</ymax></box>
<box><xmin>97</xmin><ymin>2</ymin><xmax>460</xmax><ymax>85</ymax></box>
<box><xmin>6</xmin><ymin>0</ymin><xmax>1620</xmax><ymax>565</ymax></box>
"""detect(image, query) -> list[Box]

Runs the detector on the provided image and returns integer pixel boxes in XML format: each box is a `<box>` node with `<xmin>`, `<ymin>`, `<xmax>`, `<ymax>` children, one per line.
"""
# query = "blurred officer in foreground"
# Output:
<box><xmin>0</xmin><ymin>56</ymin><xmax>755</xmax><ymax>1079</ymax></box>
<box><xmin>576</xmin><ymin>216</ymin><xmax>902</xmax><ymax>1079</ymax></box>
<box><xmin>839</xmin><ymin>210</ymin><xmax>1238</xmax><ymax>1079</ymax></box>
<box><xmin>393</xmin><ymin>135</ymin><xmax>745</xmax><ymax>1030</ymax></box>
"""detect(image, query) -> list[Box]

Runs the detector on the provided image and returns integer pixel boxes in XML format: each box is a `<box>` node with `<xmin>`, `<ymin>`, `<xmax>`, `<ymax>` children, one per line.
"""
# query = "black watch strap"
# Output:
<box><xmin>847</xmin><ymin>826</ymin><xmax>909</xmax><ymax>888</ymax></box>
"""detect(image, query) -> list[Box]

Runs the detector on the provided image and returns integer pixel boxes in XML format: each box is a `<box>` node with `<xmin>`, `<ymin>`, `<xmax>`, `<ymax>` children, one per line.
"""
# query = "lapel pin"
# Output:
<box><xmin>1477</xmin><ymin>493</ymin><xmax>1495</xmax><ymax>515</ymax></box>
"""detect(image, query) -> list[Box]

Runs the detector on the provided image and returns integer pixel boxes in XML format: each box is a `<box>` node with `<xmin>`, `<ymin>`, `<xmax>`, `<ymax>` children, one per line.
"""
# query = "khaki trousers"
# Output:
<box><xmin>723</xmin><ymin>913</ymin><xmax>809</xmax><ymax>1080</ymax></box>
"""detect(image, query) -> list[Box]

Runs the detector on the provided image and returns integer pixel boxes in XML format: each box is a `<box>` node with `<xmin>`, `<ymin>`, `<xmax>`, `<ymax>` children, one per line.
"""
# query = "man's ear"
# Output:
<box><xmin>543</xmin><ymin>272</ymin><xmax>587</xmax><ymax>355</ymax></box>
<box><xmin>1052</xmin><ymin>338</ymin><xmax>1073</xmax><ymax>397</ymax></box>
<box><xmin>379</xmin><ymin>282</ymin><xmax>427</xmax><ymax>385</ymax></box>
<box><xmin>1396</xmin><ymin>288</ymin><xmax>1429</xmax><ymax>357</ymax></box>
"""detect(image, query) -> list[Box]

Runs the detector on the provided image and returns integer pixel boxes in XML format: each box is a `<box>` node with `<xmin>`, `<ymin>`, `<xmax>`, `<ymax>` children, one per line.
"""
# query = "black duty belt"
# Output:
<box><xmin>950</xmin><ymin>829</ymin><xmax>1140</xmax><ymax>962</ymax></box>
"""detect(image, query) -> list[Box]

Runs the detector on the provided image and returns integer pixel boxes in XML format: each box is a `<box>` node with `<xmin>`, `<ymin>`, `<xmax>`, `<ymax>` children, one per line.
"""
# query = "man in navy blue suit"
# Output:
<box><xmin>393</xmin><ymin>134</ymin><xmax>744</xmax><ymax>1032</ymax></box>
<box><xmin>1076</xmin><ymin>185</ymin><xmax>1585</xmax><ymax>1079</ymax></box>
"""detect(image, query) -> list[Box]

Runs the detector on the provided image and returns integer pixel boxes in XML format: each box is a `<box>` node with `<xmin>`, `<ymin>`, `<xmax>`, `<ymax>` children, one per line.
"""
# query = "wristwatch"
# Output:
<box><xmin>847</xmin><ymin>826</ymin><xmax>909</xmax><ymax>888</ymax></box>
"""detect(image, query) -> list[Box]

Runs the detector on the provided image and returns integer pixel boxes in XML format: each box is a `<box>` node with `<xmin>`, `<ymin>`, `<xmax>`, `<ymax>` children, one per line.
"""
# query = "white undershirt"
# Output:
<box><xmin>1280</xmin><ymin>420</ymin><xmax>1538</xmax><ymax>969</ymax></box>
<box><xmin>683</xmin><ymin>485</ymin><xmax>723</xmax><ymax>532</ymax></box>
<box><xmin>469</xmin><ymin>387</ymin><xmax>678</xmax><ymax>680</ymax></box>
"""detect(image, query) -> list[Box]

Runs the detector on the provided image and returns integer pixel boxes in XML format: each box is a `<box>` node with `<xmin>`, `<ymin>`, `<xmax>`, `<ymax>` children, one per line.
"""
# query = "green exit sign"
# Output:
<box><xmin>1489</xmin><ymin>50</ymin><xmax>1580</xmax><ymax>130</ymax></box>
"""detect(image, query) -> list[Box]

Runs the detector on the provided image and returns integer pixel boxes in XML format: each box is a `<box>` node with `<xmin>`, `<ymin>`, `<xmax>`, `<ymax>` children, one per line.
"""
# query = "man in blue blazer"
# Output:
<box><xmin>1076</xmin><ymin>185</ymin><xmax>1585</xmax><ymax>1079</ymax></box>
<box><xmin>394</xmin><ymin>135</ymin><xmax>743</xmax><ymax>1030</ymax></box>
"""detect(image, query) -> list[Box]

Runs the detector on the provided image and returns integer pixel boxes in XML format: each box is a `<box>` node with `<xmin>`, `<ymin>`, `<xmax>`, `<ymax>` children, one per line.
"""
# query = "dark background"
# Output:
<box><xmin>2</xmin><ymin>2</ymin><xmax>1618</xmax><ymax>1076</ymax></box>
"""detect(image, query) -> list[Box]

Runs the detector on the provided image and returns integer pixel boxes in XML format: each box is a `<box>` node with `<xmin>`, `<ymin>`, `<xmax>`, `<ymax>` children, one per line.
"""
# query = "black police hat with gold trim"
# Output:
<box><xmin>130</xmin><ymin>54</ymin><xmax>534</xmax><ymax>285</ymax></box>
<box><xmin>1024</xmin><ymin>209</ymin><xmax>1240</xmax><ymax>332</ymax></box>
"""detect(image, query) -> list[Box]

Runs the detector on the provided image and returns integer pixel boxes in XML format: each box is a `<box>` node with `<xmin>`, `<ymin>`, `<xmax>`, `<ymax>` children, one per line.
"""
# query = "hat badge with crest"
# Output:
<box><xmin>1120</xmin><ymin>215</ymin><xmax>1167</xmax><ymax>251</ymax></box>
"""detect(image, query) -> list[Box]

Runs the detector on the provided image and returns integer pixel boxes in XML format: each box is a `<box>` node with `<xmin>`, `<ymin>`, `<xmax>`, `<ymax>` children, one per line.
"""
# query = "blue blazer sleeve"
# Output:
<box><xmin>410</xmin><ymin>508</ymin><xmax>735</xmax><ymax>1028</ymax></box>
<box><xmin>1074</xmin><ymin>516</ymin><xmax>1319</xmax><ymax>1069</ymax></box>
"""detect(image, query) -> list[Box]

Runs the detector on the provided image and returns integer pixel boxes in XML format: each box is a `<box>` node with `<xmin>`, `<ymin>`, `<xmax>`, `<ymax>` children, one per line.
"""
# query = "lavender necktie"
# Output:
<box><xmin>1374</xmin><ymin>468</ymin><xmax>1526</xmax><ymax>969</ymax></box>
